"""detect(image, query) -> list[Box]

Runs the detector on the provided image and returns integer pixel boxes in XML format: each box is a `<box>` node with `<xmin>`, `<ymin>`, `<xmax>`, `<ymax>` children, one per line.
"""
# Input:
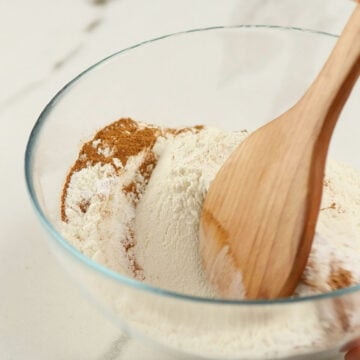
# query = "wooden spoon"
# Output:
<box><xmin>200</xmin><ymin>4</ymin><xmax>360</xmax><ymax>300</ymax></box>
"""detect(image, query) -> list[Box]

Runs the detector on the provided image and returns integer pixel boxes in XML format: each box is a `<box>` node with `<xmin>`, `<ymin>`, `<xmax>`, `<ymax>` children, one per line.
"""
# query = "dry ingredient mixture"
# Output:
<box><xmin>60</xmin><ymin>117</ymin><xmax>360</xmax><ymax>357</ymax></box>
<box><xmin>61</xmin><ymin>117</ymin><xmax>360</xmax><ymax>298</ymax></box>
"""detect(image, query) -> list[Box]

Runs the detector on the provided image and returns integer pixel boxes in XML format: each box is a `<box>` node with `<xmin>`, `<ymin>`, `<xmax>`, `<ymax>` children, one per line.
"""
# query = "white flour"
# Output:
<box><xmin>134</xmin><ymin>127</ymin><xmax>248</xmax><ymax>297</ymax></box>
<box><xmin>62</xmin><ymin>125</ymin><xmax>360</xmax><ymax>296</ymax></box>
<box><xmin>61</xmin><ymin>121</ymin><xmax>360</xmax><ymax>358</ymax></box>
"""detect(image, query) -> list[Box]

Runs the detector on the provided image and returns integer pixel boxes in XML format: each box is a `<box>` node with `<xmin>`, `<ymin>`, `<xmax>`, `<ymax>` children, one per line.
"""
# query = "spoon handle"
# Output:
<box><xmin>302</xmin><ymin>4</ymin><xmax>360</xmax><ymax>139</ymax></box>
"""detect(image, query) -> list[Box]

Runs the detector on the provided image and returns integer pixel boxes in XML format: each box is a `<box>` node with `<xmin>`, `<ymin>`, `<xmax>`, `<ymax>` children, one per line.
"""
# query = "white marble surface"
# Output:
<box><xmin>0</xmin><ymin>0</ymin><xmax>357</xmax><ymax>359</ymax></box>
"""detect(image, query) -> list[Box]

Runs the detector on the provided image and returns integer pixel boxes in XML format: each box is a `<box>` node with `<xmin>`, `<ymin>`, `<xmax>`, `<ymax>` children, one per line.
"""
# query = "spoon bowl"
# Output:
<box><xmin>200</xmin><ymin>4</ymin><xmax>360</xmax><ymax>300</ymax></box>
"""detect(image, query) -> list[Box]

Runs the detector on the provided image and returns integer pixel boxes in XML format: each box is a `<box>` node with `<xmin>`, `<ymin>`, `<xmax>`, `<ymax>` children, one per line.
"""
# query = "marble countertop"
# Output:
<box><xmin>0</xmin><ymin>0</ymin><xmax>357</xmax><ymax>359</ymax></box>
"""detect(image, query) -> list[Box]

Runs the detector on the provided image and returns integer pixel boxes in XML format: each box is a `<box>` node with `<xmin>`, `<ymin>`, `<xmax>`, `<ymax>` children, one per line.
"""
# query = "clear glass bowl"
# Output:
<box><xmin>25</xmin><ymin>26</ymin><xmax>360</xmax><ymax>360</ymax></box>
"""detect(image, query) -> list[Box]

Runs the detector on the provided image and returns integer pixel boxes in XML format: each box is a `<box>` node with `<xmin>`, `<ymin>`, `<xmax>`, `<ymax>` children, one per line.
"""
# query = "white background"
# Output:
<box><xmin>0</xmin><ymin>0</ymin><xmax>356</xmax><ymax>359</ymax></box>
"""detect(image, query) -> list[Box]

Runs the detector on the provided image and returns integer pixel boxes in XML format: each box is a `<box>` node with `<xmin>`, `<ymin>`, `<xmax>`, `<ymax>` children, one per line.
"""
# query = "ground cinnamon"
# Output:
<box><xmin>61</xmin><ymin>118</ymin><xmax>161</xmax><ymax>221</ymax></box>
<box><xmin>60</xmin><ymin>117</ymin><xmax>204</xmax><ymax>280</ymax></box>
<box><xmin>61</xmin><ymin>117</ymin><xmax>203</xmax><ymax>220</ymax></box>
<box><xmin>328</xmin><ymin>264</ymin><xmax>353</xmax><ymax>290</ymax></box>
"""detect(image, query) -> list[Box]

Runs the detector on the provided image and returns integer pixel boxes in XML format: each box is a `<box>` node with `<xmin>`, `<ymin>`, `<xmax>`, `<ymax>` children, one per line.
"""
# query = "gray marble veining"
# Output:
<box><xmin>0</xmin><ymin>0</ymin><xmax>357</xmax><ymax>359</ymax></box>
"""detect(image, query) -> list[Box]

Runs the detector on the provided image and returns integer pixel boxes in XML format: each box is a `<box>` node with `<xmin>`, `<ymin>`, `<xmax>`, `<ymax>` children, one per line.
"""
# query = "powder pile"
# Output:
<box><xmin>61</xmin><ymin>118</ymin><xmax>204</xmax><ymax>280</ymax></box>
<box><xmin>60</xmin><ymin>117</ymin><xmax>360</xmax><ymax>357</ymax></box>
<box><xmin>61</xmin><ymin>117</ymin><xmax>360</xmax><ymax>299</ymax></box>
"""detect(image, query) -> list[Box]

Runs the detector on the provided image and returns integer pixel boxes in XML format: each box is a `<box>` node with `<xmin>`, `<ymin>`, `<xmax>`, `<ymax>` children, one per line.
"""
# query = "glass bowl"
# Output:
<box><xmin>25</xmin><ymin>26</ymin><xmax>360</xmax><ymax>360</ymax></box>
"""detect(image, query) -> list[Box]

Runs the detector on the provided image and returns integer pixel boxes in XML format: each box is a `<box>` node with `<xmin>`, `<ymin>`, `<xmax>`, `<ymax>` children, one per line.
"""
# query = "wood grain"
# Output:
<box><xmin>200</xmin><ymin>4</ymin><xmax>360</xmax><ymax>300</ymax></box>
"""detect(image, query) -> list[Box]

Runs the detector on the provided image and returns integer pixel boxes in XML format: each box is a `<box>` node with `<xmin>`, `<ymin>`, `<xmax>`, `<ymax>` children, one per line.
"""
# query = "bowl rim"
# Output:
<box><xmin>25</xmin><ymin>24</ymin><xmax>359</xmax><ymax>306</ymax></box>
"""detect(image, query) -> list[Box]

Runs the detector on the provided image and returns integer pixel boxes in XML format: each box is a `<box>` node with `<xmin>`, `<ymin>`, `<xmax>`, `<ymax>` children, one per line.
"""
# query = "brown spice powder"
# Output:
<box><xmin>320</xmin><ymin>202</ymin><xmax>337</xmax><ymax>211</ymax></box>
<box><xmin>61</xmin><ymin>118</ymin><xmax>204</xmax><ymax>221</ymax></box>
<box><xmin>61</xmin><ymin>118</ymin><xmax>161</xmax><ymax>221</ymax></box>
<box><xmin>61</xmin><ymin>117</ymin><xmax>204</xmax><ymax>279</ymax></box>
<box><xmin>123</xmin><ymin>181</ymin><xmax>139</xmax><ymax>199</ymax></box>
<box><xmin>121</xmin><ymin>226</ymin><xmax>144</xmax><ymax>279</ymax></box>
<box><xmin>166</xmin><ymin>124</ymin><xmax>204</xmax><ymax>136</ymax></box>
<box><xmin>328</xmin><ymin>265</ymin><xmax>353</xmax><ymax>290</ymax></box>
<box><xmin>78</xmin><ymin>199</ymin><xmax>91</xmax><ymax>214</ymax></box>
